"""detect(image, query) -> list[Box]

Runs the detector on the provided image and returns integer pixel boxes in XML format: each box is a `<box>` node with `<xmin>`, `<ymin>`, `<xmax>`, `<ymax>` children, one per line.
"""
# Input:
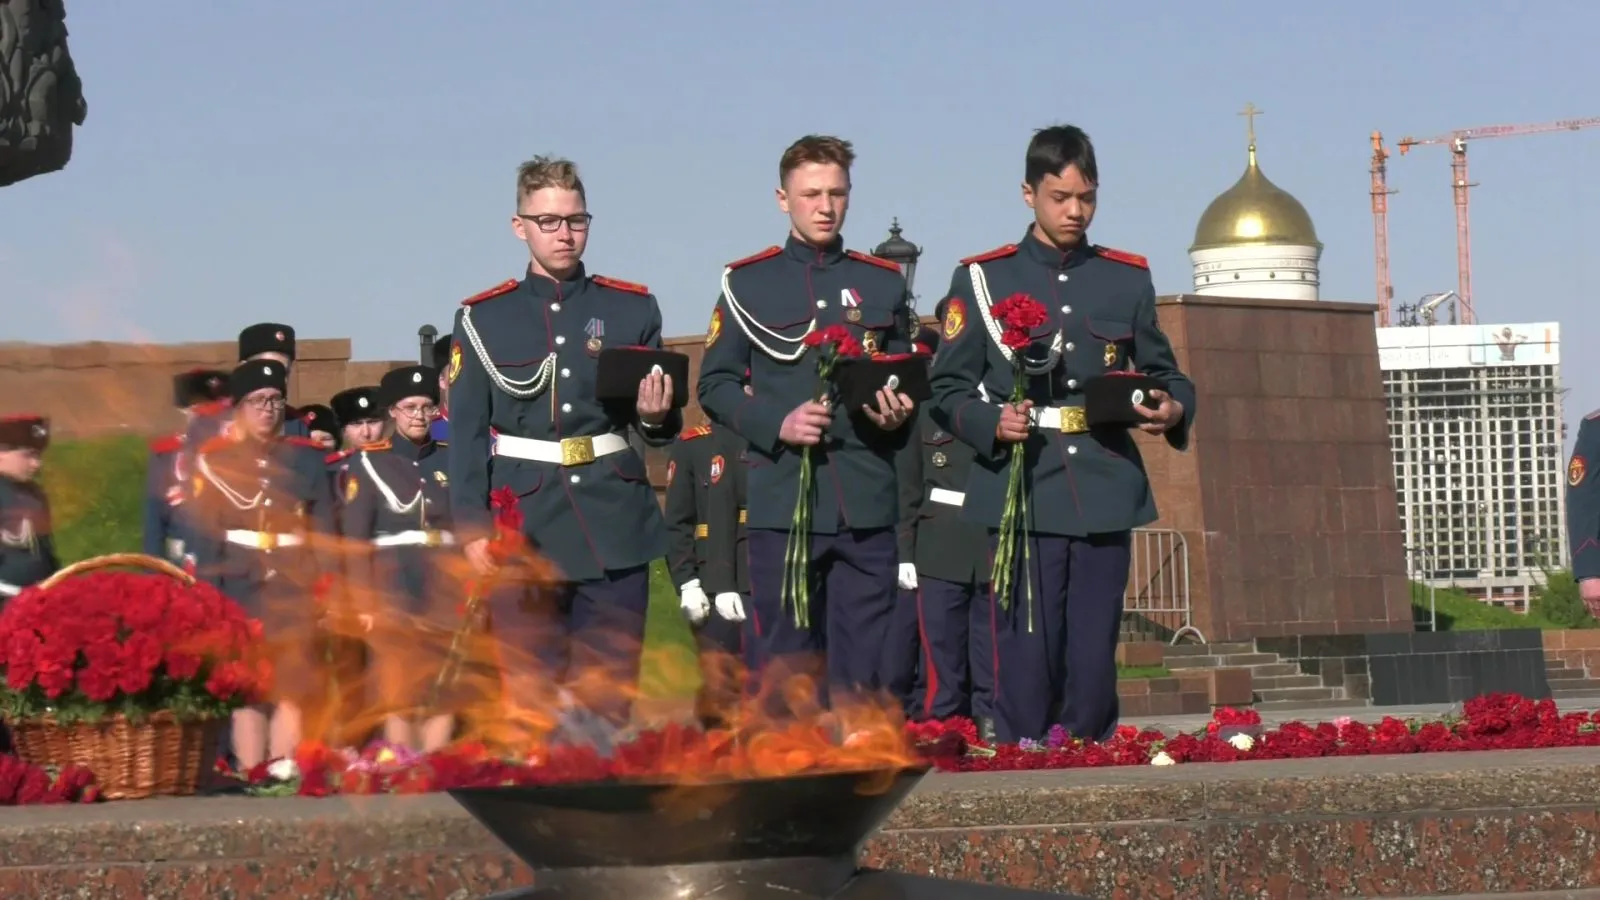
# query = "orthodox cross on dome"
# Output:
<box><xmin>1238</xmin><ymin>102</ymin><xmax>1263</xmax><ymax>164</ymax></box>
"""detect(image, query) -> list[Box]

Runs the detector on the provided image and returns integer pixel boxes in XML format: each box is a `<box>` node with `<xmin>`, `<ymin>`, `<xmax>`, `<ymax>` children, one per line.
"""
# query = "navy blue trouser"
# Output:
<box><xmin>488</xmin><ymin>564</ymin><xmax>651</xmax><ymax>725</ymax></box>
<box><xmin>989</xmin><ymin>532</ymin><xmax>1130</xmax><ymax>744</ymax></box>
<box><xmin>916</xmin><ymin>575</ymin><xmax>996</xmax><ymax>722</ymax></box>
<box><xmin>746</xmin><ymin>528</ymin><xmax>898</xmax><ymax>706</ymax></box>
<box><xmin>883</xmin><ymin>587</ymin><xmax>926</xmax><ymax>717</ymax></box>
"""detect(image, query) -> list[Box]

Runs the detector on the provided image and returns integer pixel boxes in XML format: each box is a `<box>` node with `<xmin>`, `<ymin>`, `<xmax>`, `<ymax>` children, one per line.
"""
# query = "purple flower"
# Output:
<box><xmin>1046</xmin><ymin>725</ymin><xmax>1070</xmax><ymax>749</ymax></box>
<box><xmin>1018</xmin><ymin>738</ymin><xmax>1043</xmax><ymax>752</ymax></box>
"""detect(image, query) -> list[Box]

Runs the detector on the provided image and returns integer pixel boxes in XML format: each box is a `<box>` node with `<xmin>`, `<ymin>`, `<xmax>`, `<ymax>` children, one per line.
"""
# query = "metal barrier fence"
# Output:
<box><xmin>1121</xmin><ymin>528</ymin><xmax>1203</xmax><ymax>645</ymax></box>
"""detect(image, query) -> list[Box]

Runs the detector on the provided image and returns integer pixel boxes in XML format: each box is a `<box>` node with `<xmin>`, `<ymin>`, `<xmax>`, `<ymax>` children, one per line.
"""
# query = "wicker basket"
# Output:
<box><xmin>6</xmin><ymin>554</ymin><xmax>227</xmax><ymax>800</ymax></box>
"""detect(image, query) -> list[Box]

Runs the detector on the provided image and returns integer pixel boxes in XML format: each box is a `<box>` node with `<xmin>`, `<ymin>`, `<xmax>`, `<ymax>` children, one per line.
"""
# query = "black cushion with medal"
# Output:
<box><xmin>595</xmin><ymin>347</ymin><xmax>691</xmax><ymax>408</ymax></box>
<box><xmin>1084</xmin><ymin>372</ymin><xmax>1163</xmax><ymax>428</ymax></box>
<box><xmin>835</xmin><ymin>354</ymin><xmax>933</xmax><ymax>412</ymax></box>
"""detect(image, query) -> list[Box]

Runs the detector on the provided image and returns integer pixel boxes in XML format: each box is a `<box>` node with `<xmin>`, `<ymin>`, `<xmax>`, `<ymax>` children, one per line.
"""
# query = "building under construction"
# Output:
<box><xmin>1377</xmin><ymin>319</ymin><xmax>1567</xmax><ymax>607</ymax></box>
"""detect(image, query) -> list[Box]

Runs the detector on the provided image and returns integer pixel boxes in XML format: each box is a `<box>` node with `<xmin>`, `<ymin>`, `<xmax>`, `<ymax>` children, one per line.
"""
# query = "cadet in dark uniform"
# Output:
<box><xmin>696</xmin><ymin>135</ymin><xmax>916</xmax><ymax>702</ymax></box>
<box><xmin>187</xmin><ymin>360</ymin><xmax>338</xmax><ymax>769</ymax></box>
<box><xmin>186</xmin><ymin>324</ymin><xmax>311</xmax><ymax>448</ymax></box>
<box><xmin>332</xmin><ymin>386</ymin><xmax>386</xmax><ymax>450</ymax></box>
<box><xmin>144</xmin><ymin>369</ymin><xmax>230</xmax><ymax>565</ymax></box>
<box><xmin>663</xmin><ymin>416</ymin><xmax>749</xmax><ymax>728</ymax></box>
<box><xmin>0</xmin><ymin>416</ymin><xmax>60</xmax><ymax>603</ymax></box>
<box><xmin>928</xmin><ymin>125</ymin><xmax>1195</xmax><ymax>744</ymax></box>
<box><xmin>900</xmin><ymin>315</ymin><xmax>995</xmax><ymax>727</ymax></box>
<box><xmin>430</xmin><ymin>335</ymin><xmax>452</xmax><ymax>442</ymax></box>
<box><xmin>299</xmin><ymin>404</ymin><xmax>339</xmax><ymax>452</ymax></box>
<box><xmin>884</xmin><ymin>334</ymin><xmax>934</xmax><ymax>717</ymax></box>
<box><xmin>448</xmin><ymin>155</ymin><xmax>679</xmax><ymax>725</ymax></box>
<box><xmin>341</xmin><ymin>365</ymin><xmax>456</xmax><ymax>751</ymax></box>
<box><xmin>1566</xmin><ymin>411</ymin><xmax>1600</xmax><ymax>622</ymax></box>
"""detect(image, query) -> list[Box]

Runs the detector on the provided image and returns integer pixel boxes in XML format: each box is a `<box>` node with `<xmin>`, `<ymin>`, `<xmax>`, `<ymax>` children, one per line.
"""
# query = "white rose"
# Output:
<box><xmin>1227</xmin><ymin>733</ymin><xmax>1255</xmax><ymax>752</ymax></box>
<box><xmin>1150</xmin><ymin>751</ymin><xmax>1176</xmax><ymax>767</ymax></box>
<box><xmin>267</xmin><ymin>758</ymin><xmax>300</xmax><ymax>782</ymax></box>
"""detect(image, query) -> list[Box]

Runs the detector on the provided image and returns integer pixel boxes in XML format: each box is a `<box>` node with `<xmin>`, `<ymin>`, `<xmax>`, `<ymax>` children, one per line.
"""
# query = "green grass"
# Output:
<box><xmin>1411</xmin><ymin>578</ymin><xmax>1598</xmax><ymax>632</ymax></box>
<box><xmin>1117</xmin><ymin>664</ymin><xmax>1171</xmax><ymax>680</ymax></box>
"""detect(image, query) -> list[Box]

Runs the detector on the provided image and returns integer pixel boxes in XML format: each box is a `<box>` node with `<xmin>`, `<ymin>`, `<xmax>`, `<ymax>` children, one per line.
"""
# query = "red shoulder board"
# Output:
<box><xmin>592</xmin><ymin>275</ymin><xmax>650</xmax><ymax>296</ymax></box>
<box><xmin>726</xmin><ymin>246</ymin><xmax>782</xmax><ymax>271</ymax></box>
<box><xmin>846</xmin><ymin>250</ymin><xmax>902</xmax><ymax>274</ymax></box>
<box><xmin>284</xmin><ymin>436</ymin><xmax>323</xmax><ymax>450</ymax></box>
<box><xmin>1094</xmin><ymin>245</ymin><xmax>1149</xmax><ymax>270</ymax></box>
<box><xmin>198</xmin><ymin>434</ymin><xmax>234</xmax><ymax>455</ymax></box>
<box><xmin>324</xmin><ymin>448</ymin><xmax>356</xmax><ymax>465</ymax></box>
<box><xmin>680</xmin><ymin>424</ymin><xmax>712</xmax><ymax>441</ymax></box>
<box><xmin>461</xmin><ymin>279</ymin><xmax>520</xmax><ymax>306</ymax></box>
<box><xmin>148</xmin><ymin>434</ymin><xmax>183</xmax><ymax>455</ymax></box>
<box><xmin>193</xmin><ymin>399</ymin><xmax>231</xmax><ymax>417</ymax></box>
<box><xmin>959</xmin><ymin>244</ymin><xmax>1018</xmax><ymax>266</ymax></box>
<box><xmin>361</xmin><ymin>439</ymin><xmax>393</xmax><ymax>452</ymax></box>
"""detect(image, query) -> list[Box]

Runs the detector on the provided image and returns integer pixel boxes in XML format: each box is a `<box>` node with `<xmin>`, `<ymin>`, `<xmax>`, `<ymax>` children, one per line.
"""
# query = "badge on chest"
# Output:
<box><xmin>709</xmin><ymin>455</ymin><xmax>725</xmax><ymax>485</ymax></box>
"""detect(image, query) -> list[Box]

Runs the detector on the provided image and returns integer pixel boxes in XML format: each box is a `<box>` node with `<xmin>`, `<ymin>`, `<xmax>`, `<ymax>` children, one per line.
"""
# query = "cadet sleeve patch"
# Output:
<box><xmin>709</xmin><ymin>454</ymin><xmax>725</xmax><ymax>485</ymax></box>
<box><xmin>845</xmin><ymin>249</ymin><xmax>902</xmax><ymax>274</ymax></box>
<box><xmin>1571</xmin><ymin>456</ymin><xmax>1587</xmax><ymax>487</ymax></box>
<box><xmin>959</xmin><ymin>244</ymin><xmax>1018</xmax><ymax>266</ymax></box>
<box><xmin>447</xmin><ymin>340</ymin><xmax>463</xmax><ymax>384</ymax></box>
<box><xmin>1093</xmin><ymin>245</ymin><xmax>1150</xmax><ymax>270</ymax></box>
<box><xmin>592</xmin><ymin>275</ymin><xmax>650</xmax><ymax>296</ymax></box>
<box><xmin>666</xmin><ymin>459</ymin><xmax>676</xmax><ymax>486</ymax></box>
<box><xmin>705</xmin><ymin>307</ymin><xmax>723</xmax><ymax>348</ymax></box>
<box><xmin>461</xmin><ymin>279</ymin><xmax>520</xmax><ymax>306</ymax></box>
<box><xmin>344</xmin><ymin>474</ymin><xmax>360</xmax><ymax>502</ymax></box>
<box><xmin>941</xmin><ymin>298</ymin><xmax>968</xmax><ymax>341</ymax></box>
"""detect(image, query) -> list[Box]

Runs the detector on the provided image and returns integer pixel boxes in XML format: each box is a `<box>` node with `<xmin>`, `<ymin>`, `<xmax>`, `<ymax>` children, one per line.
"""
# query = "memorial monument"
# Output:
<box><xmin>0</xmin><ymin>0</ymin><xmax>86</xmax><ymax>187</ymax></box>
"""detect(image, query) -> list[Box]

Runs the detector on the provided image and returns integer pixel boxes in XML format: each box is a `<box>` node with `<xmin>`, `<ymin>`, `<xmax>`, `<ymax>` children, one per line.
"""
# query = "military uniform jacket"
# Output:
<box><xmin>0</xmin><ymin>478</ymin><xmax>60</xmax><ymax>598</ymax></box>
<box><xmin>664</xmin><ymin>424</ymin><xmax>750</xmax><ymax>596</ymax></box>
<box><xmin>1568</xmin><ymin>412</ymin><xmax>1600</xmax><ymax>580</ymax></box>
<box><xmin>447</xmin><ymin>266</ymin><xmax>679</xmax><ymax>582</ymax></box>
<box><xmin>696</xmin><ymin>235</ymin><xmax>916</xmax><ymax>533</ymax></box>
<box><xmin>186</xmin><ymin>433</ymin><xmax>337</xmax><ymax>589</ymax></box>
<box><xmin>143</xmin><ymin>434</ymin><xmax>190</xmax><ymax>563</ymax></box>
<box><xmin>897</xmin><ymin>409</ymin><xmax>988</xmax><ymax>585</ymax></box>
<box><xmin>429</xmin><ymin>410</ymin><xmax>450</xmax><ymax>442</ymax></box>
<box><xmin>339</xmin><ymin>437</ymin><xmax>453</xmax><ymax>615</ymax></box>
<box><xmin>928</xmin><ymin>231</ymin><xmax>1197</xmax><ymax>536</ymax></box>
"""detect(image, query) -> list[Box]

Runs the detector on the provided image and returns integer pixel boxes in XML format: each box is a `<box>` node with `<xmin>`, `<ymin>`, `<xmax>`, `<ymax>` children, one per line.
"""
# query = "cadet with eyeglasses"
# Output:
<box><xmin>448</xmin><ymin>155</ymin><xmax>679</xmax><ymax>726</ymax></box>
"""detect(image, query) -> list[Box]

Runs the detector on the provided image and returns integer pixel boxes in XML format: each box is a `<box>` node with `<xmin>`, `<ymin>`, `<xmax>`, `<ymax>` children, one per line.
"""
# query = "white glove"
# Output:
<box><xmin>679</xmin><ymin>579</ymin><xmax>709</xmax><ymax>624</ymax></box>
<box><xmin>897</xmin><ymin>563</ymin><xmax>919</xmax><ymax>591</ymax></box>
<box><xmin>713</xmin><ymin>592</ymin><xmax>746</xmax><ymax>622</ymax></box>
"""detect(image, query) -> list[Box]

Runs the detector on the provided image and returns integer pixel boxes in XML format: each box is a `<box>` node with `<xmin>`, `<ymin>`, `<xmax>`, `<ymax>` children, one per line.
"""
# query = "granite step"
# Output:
<box><xmin>1253</xmin><ymin>697</ymin><xmax>1364</xmax><ymax>713</ymax></box>
<box><xmin>1251</xmin><ymin>674</ymin><xmax>1326</xmax><ymax>691</ymax></box>
<box><xmin>1219</xmin><ymin>653</ymin><xmax>1282</xmax><ymax>667</ymax></box>
<box><xmin>1247</xmin><ymin>663</ymin><xmax>1305</xmax><ymax>678</ymax></box>
<box><xmin>1551</xmin><ymin>684</ymin><xmax>1600</xmax><ymax>700</ymax></box>
<box><xmin>1253</xmin><ymin>686</ymin><xmax>1339</xmax><ymax>703</ymax></box>
<box><xmin>1162</xmin><ymin>642</ymin><xmax>1254</xmax><ymax>658</ymax></box>
<box><xmin>1164</xmin><ymin>656</ymin><xmax>1222</xmax><ymax>669</ymax></box>
<box><xmin>1546</xmin><ymin>666</ymin><xmax>1589</xmax><ymax>681</ymax></box>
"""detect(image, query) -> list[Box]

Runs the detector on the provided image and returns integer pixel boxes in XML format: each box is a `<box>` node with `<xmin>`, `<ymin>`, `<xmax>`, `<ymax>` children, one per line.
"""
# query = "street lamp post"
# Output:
<box><xmin>872</xmin><ymin>218</ymin><xmax>922</xmax><ymax>297</ymax></box>
<box><xmin>418</xmin><ymin>325</ymin><xmax>438</xmax><ymax>366</ymax></box>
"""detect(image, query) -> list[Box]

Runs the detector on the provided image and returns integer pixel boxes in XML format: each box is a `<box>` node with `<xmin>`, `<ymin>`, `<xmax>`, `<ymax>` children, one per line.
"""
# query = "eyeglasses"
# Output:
<box><xmin>394</xmin><ymin>403</ymin><xmax>438</xmax><ymax>419</ymax></box>
<box><xmin>517</xmin><ymin>213</ymin><xmax>594</xmax><ymax>233</ymax></box>
<box><xmin>244</xmin><ymin>396</ymin><xmax>285</xmax><ymax>411</ymax></box>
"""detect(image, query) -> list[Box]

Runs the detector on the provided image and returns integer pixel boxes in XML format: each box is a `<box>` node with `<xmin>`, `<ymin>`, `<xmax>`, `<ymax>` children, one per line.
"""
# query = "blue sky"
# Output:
<box><xmin>3</xmin><ymin>1</ymin><xmax>1598</xmax><ymax>417</ymax></box>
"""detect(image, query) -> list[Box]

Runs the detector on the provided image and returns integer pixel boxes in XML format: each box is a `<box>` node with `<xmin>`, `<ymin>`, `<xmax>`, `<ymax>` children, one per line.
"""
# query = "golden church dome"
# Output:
<box><xmin>1190</xmin><ymin>145</ymin><xmax>1321</xmax><ymax>252</ymax></box>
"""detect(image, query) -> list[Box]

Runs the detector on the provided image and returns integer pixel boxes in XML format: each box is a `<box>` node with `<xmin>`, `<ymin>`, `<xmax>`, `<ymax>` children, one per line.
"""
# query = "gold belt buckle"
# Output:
<box><xmin>255</xmin><ymin>531</ymin><xmax>277</xmax><ymax>550</ymax></box>
<box><xmin>1059</xmin><ymin>407</ymin><xmax>1088</xmax><ymax>434</ymax></box>
<box><xmin>560</xmin><ymin>435</ymin><xmax>596</xmax><ymax>466</ymax></box>
<box><xmin>694</xmin><ymin>524</ymin><xmax>709</xmax><ymax>539</ymax></box>
<box><xmin>422</xmin><ymin>530</ymin><xmax>441</xmax><ymax>547</ymax></box>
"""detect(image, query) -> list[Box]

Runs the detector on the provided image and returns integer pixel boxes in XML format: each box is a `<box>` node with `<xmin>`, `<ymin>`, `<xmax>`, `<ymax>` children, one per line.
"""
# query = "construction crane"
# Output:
<box><xmin>1370</xmin><ymin>132</ymin><xmax>1396</xmax><ymax>325</ymax></box>
<box><xmin>1395</xmin><ymin>116</ymin><xmax>1600</xmax><ymax>325</ymax></box>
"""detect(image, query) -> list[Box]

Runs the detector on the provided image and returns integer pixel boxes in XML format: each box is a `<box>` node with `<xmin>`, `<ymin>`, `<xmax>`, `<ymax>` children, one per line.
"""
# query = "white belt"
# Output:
<box><xmin>0</xmin><ymin>581</ymin><xmax>20</xmax><ymax>598</ymax></box>
<box><xmin>373</xmin><ymin>530</ymin><xmax>456</xmax><ymax>548</ymax></box>
<box><xmin>928</xmin><ymin>487</ymin><xmax>966</xmax><ymax>507</ymax></box>
<box><xmin>224</xmin><ymin>530</ymin><xmax>305</xmax><ymax>550</ymax></box>
<box><xmin>1030</xmin><ymin>406</ymin><xmax>1089</xmax><ymax>434</ymax></box>
<box><xmin>493</xmin><ymin>432</ymin><xmax>629</xmax><ymax>466</ymax></box>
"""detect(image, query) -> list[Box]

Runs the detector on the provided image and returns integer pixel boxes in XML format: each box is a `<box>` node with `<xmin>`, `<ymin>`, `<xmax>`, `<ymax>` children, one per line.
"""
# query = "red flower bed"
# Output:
<box><xmin>0</xmin><ymin>754</ymin><xmax>98</xmax><ymax>805</ymax></box>
<box><xmin>222</xmin><ymin>694</ymin><xmax>1600</xmax><ymax>799</ymax></box>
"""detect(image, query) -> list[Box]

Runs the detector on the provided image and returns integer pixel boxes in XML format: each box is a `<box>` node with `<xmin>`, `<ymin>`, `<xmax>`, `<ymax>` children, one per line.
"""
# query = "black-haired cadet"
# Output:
<box><xmin>186</xmin><ymin>359</ymin><xmax>338</xmax><ymax>770</ymax></box>
<box><xmin>298</xmin><ymin>404</ymin><xmax>338</xmax><ymax>451</ymax></box>
<box><xmin>186</xmin><ymin>324</ymin><xmax>310</xmax><ymax>447</ymax></box>
<box><xmin>0</xmin><ymin>416</ymin><xmax>59</xmax><ymax>603</ymax></box>
<box><xmin>928</xmin><ymin>125</ymin><xmax>1195</xmax><ymax>744</ymax></box>
<box><xmin>332</xmin><ymin>386</ymin><xmax>386</xmax><ymax>451</ymax></box>
<box><xmin>340</xmin><ymin>365</ymin><xmax>456</xmax><ymax>752</ymax></box>
<box><xmin>144</xmin><ymin>369</ymin><xmax>230</xmax><ymax>565</ymax></box>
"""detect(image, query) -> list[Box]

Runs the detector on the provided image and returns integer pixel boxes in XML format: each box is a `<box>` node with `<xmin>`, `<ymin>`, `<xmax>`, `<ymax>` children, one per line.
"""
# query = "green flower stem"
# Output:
<box><xmin>990</xmin><ymin>360</ymin><xmax>1035</xmax><ymax>632</ymax></box>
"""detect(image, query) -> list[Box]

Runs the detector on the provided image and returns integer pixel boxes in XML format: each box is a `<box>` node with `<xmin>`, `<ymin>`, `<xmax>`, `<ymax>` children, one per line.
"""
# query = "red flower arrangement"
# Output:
<box><xmin>0</xmin><ymin>754</ymin><xmax>98</xmax><ymax>805</ymax></box>
<box><xmin>781</xmin><ymin>325</ymin><xmax>865</xmax><ymax>626</ymax></box>
<box><xmin>217</xmin><ymin>694</ymin><xmax>1600</xmax><ymax>799</ymax></box>
<box><xmin>986</xmin><ymin>293</ymin><xmax>1051</xmax><ymax>628</ymax></box>
<box><xmin>0</xmin><ymin>570</ymin><xmax>267</xmax><ymax>725</ymax></box>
